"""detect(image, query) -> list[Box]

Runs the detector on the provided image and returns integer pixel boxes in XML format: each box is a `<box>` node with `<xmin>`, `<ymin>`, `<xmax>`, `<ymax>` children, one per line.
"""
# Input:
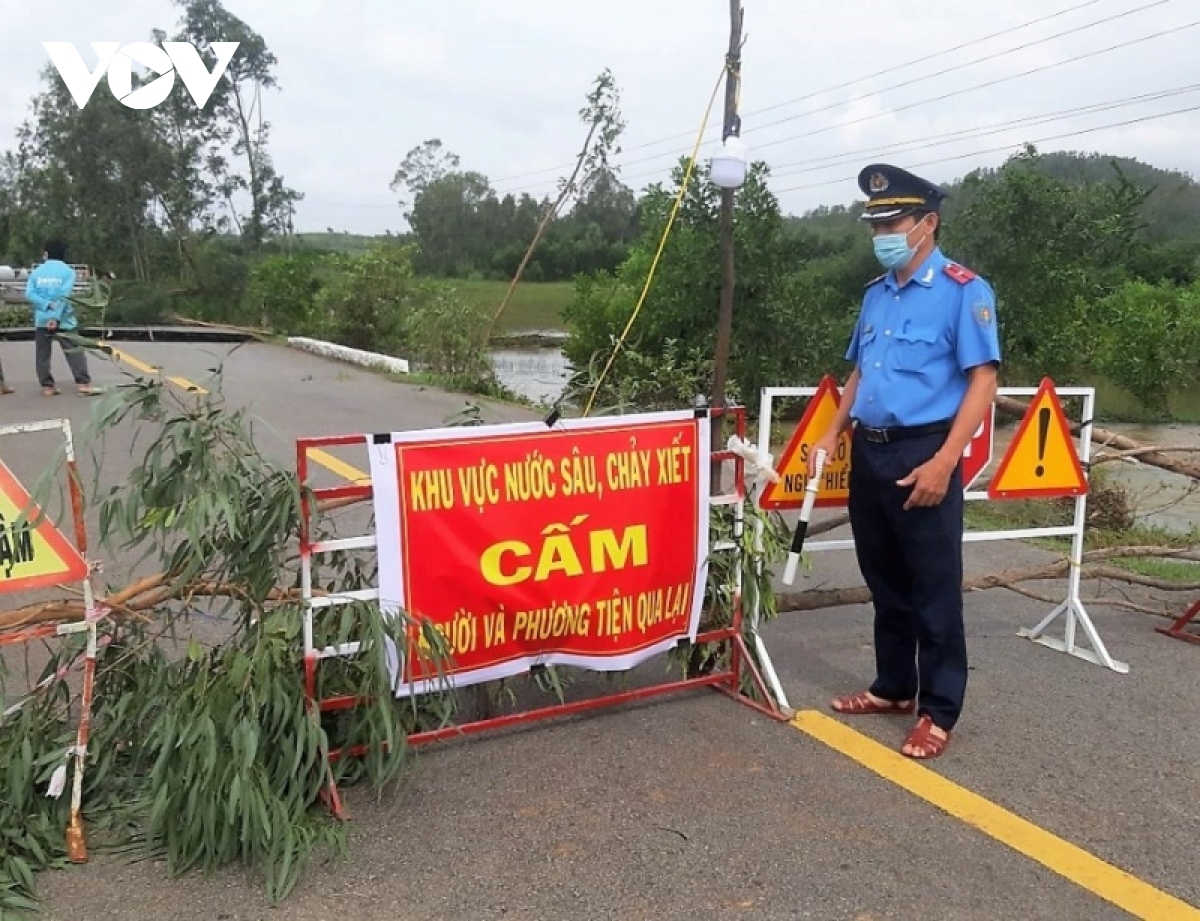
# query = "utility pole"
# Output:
<box><xmin>710</xmin><ymin>0</ymin><xmax>744</xmax><ymax>490</ymax></box>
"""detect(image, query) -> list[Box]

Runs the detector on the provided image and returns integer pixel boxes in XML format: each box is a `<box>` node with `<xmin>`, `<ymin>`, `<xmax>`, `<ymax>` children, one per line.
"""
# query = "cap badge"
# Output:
<box><xmin>868</xmin><ymin>172</ymin><xmax>889</xmax><ymax>193</ymax></box>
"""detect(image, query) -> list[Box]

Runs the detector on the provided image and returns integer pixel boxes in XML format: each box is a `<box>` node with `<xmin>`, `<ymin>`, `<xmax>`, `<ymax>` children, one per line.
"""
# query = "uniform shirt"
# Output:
<box><xmin>845</xmin><ymin>246</ymin><xmax>1001</xmax><ymax>428</ymax></box>
<box><xmin>26</xmin><ymin>259</ymin><xmax>78</xmax><ymax>330</ymax></box>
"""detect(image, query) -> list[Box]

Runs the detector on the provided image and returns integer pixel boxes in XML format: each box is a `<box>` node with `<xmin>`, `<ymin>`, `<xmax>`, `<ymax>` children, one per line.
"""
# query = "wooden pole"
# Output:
<box><xmin>710</xmin><ymin>0</ymin><xmax>744</xmax><ymax>492</ymax></box>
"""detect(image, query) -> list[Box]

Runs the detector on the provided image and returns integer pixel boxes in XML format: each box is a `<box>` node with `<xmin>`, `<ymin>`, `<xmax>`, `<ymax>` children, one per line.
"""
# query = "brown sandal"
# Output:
<box><xmin>830</xmin><ymin>690</ymin><xmax>915</xmax><ymax>715</ymax></box>
<box><xmin>901</xmin><ymin>715</ymin><xmax>951</xmax><ymax>760</ymax></box>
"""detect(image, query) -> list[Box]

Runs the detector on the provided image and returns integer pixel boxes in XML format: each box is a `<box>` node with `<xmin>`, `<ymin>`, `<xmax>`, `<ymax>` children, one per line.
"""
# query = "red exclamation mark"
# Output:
<box><xmin>1035</xmin><ymin>407</ymin><xmax>1050</xmax><ymax>477</ymax></box>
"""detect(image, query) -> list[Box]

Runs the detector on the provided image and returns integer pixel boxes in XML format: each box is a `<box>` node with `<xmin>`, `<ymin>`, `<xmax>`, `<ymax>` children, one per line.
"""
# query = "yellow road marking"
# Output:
<box><xmin>306</xmin><ymin>448</ymin><xmax>369</xmax><ymax>484</ymax></box>
<box><xmin>791</xmin><ymin>710</ymin><xmax>1199</xmax><ymax>921</ymax></box>
<box><xmin>106</xmin><ymin>347</ymin><xmax>158</xmax><ymax>375</ymax></box>
<box><xmin>167</xmin><ymin>375</ymin><xmax>206</xmax><ymax>393</ymax></box>
<box><xmin>106</xmin><ymin>347</ymin><xmax>208</xmax><ymax>394</ymax></box>
<box><xmin>107</xmin><ymin>345</ymin><xmax>364</xmax><ymax>483</ymax></box>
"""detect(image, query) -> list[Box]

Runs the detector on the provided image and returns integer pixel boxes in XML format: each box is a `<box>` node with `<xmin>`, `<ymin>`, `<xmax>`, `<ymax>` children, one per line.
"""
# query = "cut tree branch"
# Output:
<box><xmin>999</xmin><ymin>584</ymin><xmax>1175</xmax><ymax>619</ymax></box>
<box><xmin>0</xmin><ymin>577</ymin><xmax>315</xmax><ymax>633</ymax></box>
<box><xmin>1091</xmin><ymin>445</ymin><xmax>1200</xmax><ymax>464</ymax></box>
<box><xmin>775</xmin><ymin>545</ymin><xmax>1198</xmax><ymax>612</ymax></box>
<box><xmin>1087</xmin><ymin>565</ymin><xmax>1200</xmax><ymax>592</ymax></box>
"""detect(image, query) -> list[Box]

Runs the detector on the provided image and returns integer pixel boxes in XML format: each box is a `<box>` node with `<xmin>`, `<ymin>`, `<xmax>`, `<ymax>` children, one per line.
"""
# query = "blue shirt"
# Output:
<box><xmin>845</xmin><ymin>247</ymin><xmax>1001</xmax><ymax>428</ymax></box>
<box><xmin>26</xmin><ymin>260</ymin><xmax>78</xmax><ymax>330</ymax></box>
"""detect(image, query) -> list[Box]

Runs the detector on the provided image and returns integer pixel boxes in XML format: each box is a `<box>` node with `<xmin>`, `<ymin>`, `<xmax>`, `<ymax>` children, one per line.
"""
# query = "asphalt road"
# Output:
<box><xmin>0</xmin><ymin>338</ymin><xmax>1196</xmax><ymax>921</ymax></box>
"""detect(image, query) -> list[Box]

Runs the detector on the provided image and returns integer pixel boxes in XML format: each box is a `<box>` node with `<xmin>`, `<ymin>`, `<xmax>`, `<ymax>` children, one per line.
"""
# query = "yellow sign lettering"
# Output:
<box><xmin>589</xmin><ymin>525</ymin><xmax>647</xmax><ymax>573</ymax></box>
<box><xmin>481</xmin><ymin>522</ymin><xmax>650</xmax><ymax>587</ymax></box>
<box><xmin>480</xmin><ymin>540</ymin><xmax>532</xmax><ymax>586</ymax></box>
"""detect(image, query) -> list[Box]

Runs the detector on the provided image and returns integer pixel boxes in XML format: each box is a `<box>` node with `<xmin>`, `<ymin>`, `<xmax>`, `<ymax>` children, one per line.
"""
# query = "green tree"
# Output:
<box><xmin>942</xmin><ymin>146</ymin><xmax>1148</xmax><ymax>379</ymax></box>
<box><xmin>317</xmin><ymin>242</ymin><xmax>420</xmax><ymax>352</ymax></box>
<box><xmin>170</xmin><ymin>0</ymin><xmax>302</xmax><ymax>250</ymax></box>
<box><xmin>563</xmin><ymin>159</ymin><xmax>845</xmax><ymax>408</ymax></box>
<box><xmin>406</xmin><ymin>285</ymin><xmax>498</xmax><ymax>393</ymax></box>
<box><xmin>6</xmin><ymin>72</ymin><xmax>176</xmax><ymax>278</ymax></box>
<box><xmin>313</xmin><ymin>242</ymin><xmax>501</xmax><ymax>393</ymax></box>
<box><xmin>407</xmin><ymin>170</ymin><xmax>497</xmax><ymax>277</ymax></box>
<box><xmin>390</xmin><ymin>138</ymin><xmax>461</xmax><ymax>223</ymax></box>
<box><xmin>1087</xmin><ymin>279</ymin><xmax>1200</xmax><ymax>416</ymax></box>
<box><xmin>243</xmin><ymin>251</ymin><xmax>325</xmax><ymax>333</ymax></box>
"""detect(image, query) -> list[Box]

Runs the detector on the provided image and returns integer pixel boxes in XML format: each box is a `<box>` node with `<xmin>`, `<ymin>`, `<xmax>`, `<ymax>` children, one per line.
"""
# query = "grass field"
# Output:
<box><xmin>451</xmin><ymin>279</ymin><xmax>574</xmax><ymax>334</ymax></box>
<box><xmin>294</xmin><ymin>233</ymin><xmax>575</xmax><ymax>333</ymax></box>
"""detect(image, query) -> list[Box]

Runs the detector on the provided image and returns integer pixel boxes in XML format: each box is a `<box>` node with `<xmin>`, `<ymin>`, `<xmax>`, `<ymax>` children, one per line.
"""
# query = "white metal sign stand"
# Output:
<box><xmin>748</xmin><ymin>383</ymin><xmax>1128</xmax><ymax>711</ymax></box>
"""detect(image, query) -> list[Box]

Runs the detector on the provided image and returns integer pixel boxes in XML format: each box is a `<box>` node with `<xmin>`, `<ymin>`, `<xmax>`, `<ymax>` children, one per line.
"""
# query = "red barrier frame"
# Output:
<box><xmin>0</xmin><ymin>418</ymin><xmax>105</xmax><ymax>862</ymax></box>
<box><xmin>297</xmin><ymin>405</ymin><xmax>788</xmax><ymax>819</ymax></box>
<box><xmin>1155</xmin><ymin>598</ymin><xmax>1200</xmax><ymax>646</ymax></box>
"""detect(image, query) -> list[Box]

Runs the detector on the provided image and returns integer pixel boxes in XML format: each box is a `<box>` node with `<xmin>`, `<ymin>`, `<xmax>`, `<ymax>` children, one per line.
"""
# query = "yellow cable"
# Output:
<box><xmin>582</xmin><ymin>63</ymin><xmax>729</xmax><ymax>418</ymax></box>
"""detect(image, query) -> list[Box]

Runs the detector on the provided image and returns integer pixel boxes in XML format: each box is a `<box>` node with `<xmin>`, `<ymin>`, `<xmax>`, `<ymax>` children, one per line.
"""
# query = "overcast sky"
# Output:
<box><xmin>5</xmin><ymin>0</ymin><xmax>1199</xmax><ymax>234</ymax></box>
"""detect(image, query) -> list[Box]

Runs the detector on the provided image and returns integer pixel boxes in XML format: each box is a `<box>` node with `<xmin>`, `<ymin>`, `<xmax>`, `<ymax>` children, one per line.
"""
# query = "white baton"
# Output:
<box><xmin>783</xmin><ymin>448</ymin><xmax>827</xmax><ymax>585</ymax></box>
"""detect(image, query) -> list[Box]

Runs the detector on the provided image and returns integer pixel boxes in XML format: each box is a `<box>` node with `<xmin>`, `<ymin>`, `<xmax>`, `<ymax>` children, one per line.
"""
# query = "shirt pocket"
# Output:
<box><xmin>891</xmin><ymin>326</ymin><xmax>941</xmax><ymax>372</ymax></box>
<box><xmin>856</xmin><ymin>327</ymin><xmax>878</xmax><ymax>364</ymax></box>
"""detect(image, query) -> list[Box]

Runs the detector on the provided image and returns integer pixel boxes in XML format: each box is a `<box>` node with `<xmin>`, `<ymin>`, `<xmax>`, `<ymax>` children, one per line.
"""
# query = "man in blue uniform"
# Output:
<box><xmin>809</xmin><ymin>163</ymin><xmax>1001</xmax><ymax>759</ymax></box>
<box><xmin>25</xmin><ymin>238</ymin><xmax>101</xmax><ymax>396</ymax></box>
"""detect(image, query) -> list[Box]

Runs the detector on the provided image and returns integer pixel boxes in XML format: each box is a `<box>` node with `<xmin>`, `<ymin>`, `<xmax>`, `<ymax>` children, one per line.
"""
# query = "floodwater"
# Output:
<box><xmin>1096</xmin><ymin>422</ymin><xmax>1200</xmax><ymax>536</ymax></box>
<box><xmin>490</xmin><ymin>346</ymin><xmax>571</xmax><ymax>406</ymax></box>
<box><xmin>490</xmin><ymin>346</ymin><xmax>1200</xmax><ymax>536</ymax></box>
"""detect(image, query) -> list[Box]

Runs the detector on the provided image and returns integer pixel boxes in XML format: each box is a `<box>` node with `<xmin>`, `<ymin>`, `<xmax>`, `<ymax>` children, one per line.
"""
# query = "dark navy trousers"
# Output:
<box><xmin>847</xmin><ymin>428</ymin><xmax>967</xmax><ymax>731</ymax></box>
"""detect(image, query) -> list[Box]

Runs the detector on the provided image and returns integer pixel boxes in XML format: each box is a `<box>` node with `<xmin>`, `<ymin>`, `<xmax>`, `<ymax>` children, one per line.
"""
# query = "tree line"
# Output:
<box><xmin>0</xmin><ymin>0</ymin><xmax>299</xmax><ymax>283</ymax></box>
<box><xmin>387</xmin><ymin>138</ymin><xmax>640</xmax><ymax>282</ymax></box>
<box><xmin>561</xmin><ymin>144</ymin><xmax>1200</xmax><ymax>418</ymax></box>
<box><xmin>2</xmin><ymin>1</ymin><xmax>1198</xmax><ymax>416</ymax></box>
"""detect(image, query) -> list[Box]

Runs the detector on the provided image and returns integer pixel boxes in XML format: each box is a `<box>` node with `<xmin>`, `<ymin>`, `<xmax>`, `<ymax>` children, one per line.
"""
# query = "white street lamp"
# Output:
<box><xmin>710</xmin><ymin>135</ymin><xmax>748</xmax><ymax>189</ymax></box>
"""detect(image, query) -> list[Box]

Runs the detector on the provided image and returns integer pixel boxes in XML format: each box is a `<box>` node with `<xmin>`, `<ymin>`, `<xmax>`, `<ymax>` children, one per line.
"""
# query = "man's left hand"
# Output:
<box><xmin>896</xmin><ymin>455</ymin><xmax>956</xmax><ymax>509</ymax></box>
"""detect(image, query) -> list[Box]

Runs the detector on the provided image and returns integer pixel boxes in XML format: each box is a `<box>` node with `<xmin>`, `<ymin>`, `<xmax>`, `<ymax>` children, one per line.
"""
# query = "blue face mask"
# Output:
<box><xmin>872</xmin><ymin>233</ymin><xmax>915</xmax><ymax>270</ymax></box>
<box><xmin>872</xmin><ymin>219</ymin><xmax>930</xmax><ymax>271</ymax></box>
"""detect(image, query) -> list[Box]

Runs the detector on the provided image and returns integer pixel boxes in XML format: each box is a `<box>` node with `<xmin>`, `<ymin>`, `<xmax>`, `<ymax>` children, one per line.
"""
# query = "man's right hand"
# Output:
<box><xmin>46</xmin><ymin>319</ymin><xmax>59</xmax><ymax>331</ymax></box>
<box><xmin>807</xmin><ymin>430</ymin><xmax>841</xmax><ymax>478</ymax></box>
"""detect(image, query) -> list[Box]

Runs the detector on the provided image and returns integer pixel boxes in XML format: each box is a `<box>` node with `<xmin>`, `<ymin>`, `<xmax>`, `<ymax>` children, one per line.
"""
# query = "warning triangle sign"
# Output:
<box><xmin>759</xmin><ymin>375</ymin><xmax>852</xmax><ymax>509</ymax></box>
<box><xmin>988</xmin><ymin>377</ymin><xmax>1088</xmax><ymax>500</ymax></box>
<box><xmin>0</xmin><ymin>459</ymin><xmax>88</xmax><ymax>595</ymax></box>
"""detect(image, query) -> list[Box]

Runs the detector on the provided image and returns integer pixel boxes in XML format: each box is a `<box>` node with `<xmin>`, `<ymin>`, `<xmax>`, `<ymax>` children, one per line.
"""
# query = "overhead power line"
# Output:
<box><xmin>490</xmin><ymin>0</ymin><xmax>1164</xmax><ymax>186</ymax></box>
<box><xmin>506</xmin><ymin>48</ymin><xmax>1200</xmax><ymax>199</ymax></box>
<box><xmin>769</xmin><ymin>102</ymin><xmax>1200</xmax><ymax>196</ymax></box>
<box><xmin>741</xmin><ymin>0</ymin><xmax>1177</xmax><ymax>138</ymax></box>
<box><xmin>748</xmin><ymin>16</ymin><xmax>1200</xmax><ymax>158</ymax></box>
<box><xmin>768</xmin><ymin>84</ymin><xmax>1200</xmax><ymax>179</ymax></box>
<box><xmin>732</xmin><ymin>0</ymin><xmax>1109</xmax><ymax>121</ymax></box>
<box><xmin>498</xmin><ymin>13</ymin><xmax>1200</xmax><ymax>200</ymax></box>
<box><xmin>548</xmin><ymin>83</ymin><xmax>1200</xmax><ymax>191</ymax></box>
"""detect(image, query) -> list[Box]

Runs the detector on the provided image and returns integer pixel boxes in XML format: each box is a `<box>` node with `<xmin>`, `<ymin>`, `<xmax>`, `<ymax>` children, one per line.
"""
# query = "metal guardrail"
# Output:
<box><xmin>0</xmin><ymin>325</ymin><xmax>255</xmax><ymax>343</ymax></box>
<box><xmin>0</xmin><ymin>264</ymin><xmax>94</xmax><ymax>304</ymax></box>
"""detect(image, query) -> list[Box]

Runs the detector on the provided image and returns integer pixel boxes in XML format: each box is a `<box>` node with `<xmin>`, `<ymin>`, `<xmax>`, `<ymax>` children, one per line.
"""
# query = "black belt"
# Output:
<box><xmin>854</xmin><ymin>419</ymin><xmax>952</xmax><ymax>444</ymax></box>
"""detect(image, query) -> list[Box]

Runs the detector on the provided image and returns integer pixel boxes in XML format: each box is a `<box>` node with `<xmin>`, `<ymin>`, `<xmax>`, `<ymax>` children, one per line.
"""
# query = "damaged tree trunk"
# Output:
<box><xmin>776</xmin><ymin>546</ymin><xmax>1200</xmax><ymax>613</ymax></box>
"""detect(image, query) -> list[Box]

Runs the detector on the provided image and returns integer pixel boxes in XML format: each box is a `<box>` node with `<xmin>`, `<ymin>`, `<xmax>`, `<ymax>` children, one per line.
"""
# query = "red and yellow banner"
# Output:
<box><xmin>369</xmin><ymin>411</ymin><xmax>711</xmax><ymax>696</ymax></box>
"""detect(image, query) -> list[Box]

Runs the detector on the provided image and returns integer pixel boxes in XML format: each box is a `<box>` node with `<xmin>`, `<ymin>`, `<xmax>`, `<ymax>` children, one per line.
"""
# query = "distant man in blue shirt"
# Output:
<box><xmin>809</xmin><ymin>164</ymin><xmax>1001</xmax><ymax>760</ymax></box>
<box><xmin>25</xmin><ymin>238</ymin><xmax>101</xmax><ymax>396</ymax></box>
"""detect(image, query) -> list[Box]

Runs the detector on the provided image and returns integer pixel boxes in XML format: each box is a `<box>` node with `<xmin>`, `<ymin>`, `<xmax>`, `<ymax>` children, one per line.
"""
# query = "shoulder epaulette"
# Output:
<box><xmin>943</xmin><ymin>262</ymin><xmax>977</xmax><ymax>285</ymax></box>
<box><xmin>865</xmin><ymin>273</ymin><xmax>886</xmax><ymax>289</ymax></box>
